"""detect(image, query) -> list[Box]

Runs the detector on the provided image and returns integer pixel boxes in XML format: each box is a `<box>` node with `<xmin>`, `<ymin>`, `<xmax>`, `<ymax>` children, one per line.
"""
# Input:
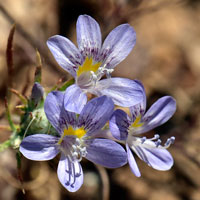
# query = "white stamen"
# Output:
<box><xmin>90</xmin><ymin>71</ymin><xmax>98</xmax><ymax>84</ymax></box>
<box><xmin>128</xmin><ymin>134</ymin><xmax>175</xmax><ymax>150</ymax></box>
<box><xmin>97</xmin><ymin>64</ymin><xmax>114</xmax><ymax>80</ymax></box>
<box><xmin>153</xmin><ymin>134</ymin><xmax>160</xmax><ymax>140</ymax></box>
<box><xmin>72</xmin><ymin>152</ymin><xmax>78</xmax><ymax>158</ymax></box>
<box><xmin>59</xmin><ymin>137</ymin><xmax>87</xmax><ymax>163</ymax></box>
<box><xmin>164</xmin><ymin>136</ymin><xmax>175</xmax><ymax>148</ymax></box>
<box><xmin>141</xmin><ymin>137</ymin><xmax>146</xmax><ymax>144</ymax></box>
<box><xmin>72</xmin><ymin>144</ymin><xmax>77</xmax><ymax>151</ymax></box>
<box><xmin>155</xmin><ymin>139</ymin><xmax>161</xmax><ymax>147</ymax></box>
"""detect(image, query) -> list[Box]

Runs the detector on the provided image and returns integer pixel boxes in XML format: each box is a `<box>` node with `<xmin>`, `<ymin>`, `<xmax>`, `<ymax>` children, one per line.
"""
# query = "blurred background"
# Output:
<box><xmin>0</xmin><ymin>0</ymin><xmax>200</xmax><ymax>199</ymax></box>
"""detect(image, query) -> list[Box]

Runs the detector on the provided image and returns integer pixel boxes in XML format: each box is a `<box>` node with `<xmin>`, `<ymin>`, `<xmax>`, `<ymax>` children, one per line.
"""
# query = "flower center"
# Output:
<box><xmin>131</xmin><ymin>115</ymin><xmax>144</xmax><ymax>128</ymax></box>
<box><xmin>58</xmin><ymin>126</ymin><xmax>88</xmax><ymax>163</ymax></box>
<box><xmin>58</xmin><ymin>126</ymin><xmax>86</xmax><ymax>145</ymax></box>
<box><xmin>76</xmin><ymin>57</ymin><xmax>102</xmax><ymax>77</ymax></box>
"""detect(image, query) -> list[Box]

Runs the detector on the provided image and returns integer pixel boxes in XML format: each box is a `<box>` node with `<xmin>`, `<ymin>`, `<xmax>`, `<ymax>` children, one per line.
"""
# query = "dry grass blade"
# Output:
<box><xmin>9</xmin><ymin>88</ymin><xmax>27</xmax><ymax>105</ymax></box>
<box><xmin>35</xmin><ymin>50</ymin><xmax>42</xmax><ymax>83</ymax></box>
<box><xmin>6</xmin><ymin>24</ymin><xmax>15</xmax><ymax>91</ymax></box>
<box><xmin>95</xmin><ymin>164</ymin><xmax>110</xmax><ymax>200</ymax></box>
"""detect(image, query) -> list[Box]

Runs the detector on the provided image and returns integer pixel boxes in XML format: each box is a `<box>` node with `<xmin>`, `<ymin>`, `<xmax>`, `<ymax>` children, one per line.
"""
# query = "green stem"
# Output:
<box><xmin>5</xmin><ymin>98</ymin><xmax>16</xmax><ymax>132</ymax></box>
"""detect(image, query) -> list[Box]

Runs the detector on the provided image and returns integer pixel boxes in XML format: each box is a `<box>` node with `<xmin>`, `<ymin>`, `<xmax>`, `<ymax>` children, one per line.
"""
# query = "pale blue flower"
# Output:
<box><xmin>20</xmin><ymin>92</ymin><xmax>127</xmax><ymax>192</ymax></box>
<box><xmin>47</xmin><ymin>15</ymin><xmax>143</xmax><ymax>113</ymax></box>
<box><xmin>109</xmin><ymin>83</ymin><xmax>176</xmax><ymax>177</ymax></box>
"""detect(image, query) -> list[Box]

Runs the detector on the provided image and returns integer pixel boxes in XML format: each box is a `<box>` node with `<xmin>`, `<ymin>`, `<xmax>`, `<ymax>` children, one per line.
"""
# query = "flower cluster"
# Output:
<box><xmin>19</xmin><ymin>15</ymin><xmax>176</xmax><ymax>192</ymax></box>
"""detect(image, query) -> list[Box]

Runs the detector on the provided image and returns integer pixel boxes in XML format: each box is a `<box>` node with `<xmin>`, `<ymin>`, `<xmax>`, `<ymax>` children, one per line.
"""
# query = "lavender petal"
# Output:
<box><xmin>76</xmin><ymin>15</ymin><xmax>101</xmax><ymax>60</ymax></box>
<box><xmin>78</xmin><ymin>96</ymin><xmax>114</xmax><ymax>135</ymax></box>
<box><xmin>64</xmin><ymin>84</ymin><xmax>87</xmax><ymax>114</ymax></box>
<box><xmin>109</xmin><ymin>109</ymin><xmax>130</xmax><ymax>140</ymax></box>
<box><xmin>129</xmin><ymin>81</ymin><xmax>146</xmax><ymax>118</ymax></box>
<box><xmin>140</xmin><ymin>96</ymin><xmax>176</xmax><ymax>134</ymax></box>
<box><xmin>101</xmin><ymin>24</ymin><xmax>136</xmax><ymax>68</ymax></box>
<box><xmin>95</xmin><ymin>78</ymin><xmax>144</xmax><ymax>107</ymax></box>
<box><xmin>44</xmin><ymin>91</ymin><xmax>64</xmax><ymax>133</ymax></box>
<box><xmin>86</xmin><ymin>138</ymin><xmax>127</xmax><ymax>168</ymax></box>
<box><xmin>57</xmin><ymin>154</ymin><xmax>83</xmax><ymax>192</ymax></box>
<box><xmin>47</xmin><ymin>35</ymin><xmax>83</xmax><ymax>77</ymax></box>
<box><xmin>133</xmin><ymin>145</ymin><xmax>174</xmax><ymax>171</ymax></box>
<box><xmin>126</xmin><ymin>143</ymin><xmax>141</xmax><ymax>177</ymax></box>
<box><xmin>20</xmin><ymin>134</ymin><xmax>59</xmax><ymax>161</ymax></box>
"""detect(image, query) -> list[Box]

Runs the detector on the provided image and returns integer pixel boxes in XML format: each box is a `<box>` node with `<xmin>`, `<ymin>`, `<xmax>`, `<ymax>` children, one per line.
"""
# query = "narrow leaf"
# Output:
<box><xmin>6</xmin><ymin>24</ymin><xmax>16</xmax><ymax>102</ymax></box>
<box><xmin>9</xmin><ymin>88</ymin><xmax>27</xmax><ymax>105</ymax></box>
<box><xmin>34</xmin><ymin>50</ymin><xmax>42</xmax><ymax>83</ymax></box>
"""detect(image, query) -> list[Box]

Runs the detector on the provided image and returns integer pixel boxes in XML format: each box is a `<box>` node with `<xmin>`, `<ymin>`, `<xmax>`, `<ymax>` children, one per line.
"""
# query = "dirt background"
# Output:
<box><xmin>0</xmin><ymin>0</ymin><xmax>200</xmax><ymax>200</ymax></box>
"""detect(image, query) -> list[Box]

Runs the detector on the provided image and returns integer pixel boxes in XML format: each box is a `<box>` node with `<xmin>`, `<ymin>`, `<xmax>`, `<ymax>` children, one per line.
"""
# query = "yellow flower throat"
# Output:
<box><xmin>76</xmin><ymin>57</ymin><xmax>102</xmax><ymax>77</ymax></box>
<box><xmin>131</xmin><ymin>115</ymin><xmax>144</xmax><ymax>128</ymax></box>
<box><xmin>58</xmin><ymin>126</ymin><xmax>86</xmax><ymax>145</ymax></box>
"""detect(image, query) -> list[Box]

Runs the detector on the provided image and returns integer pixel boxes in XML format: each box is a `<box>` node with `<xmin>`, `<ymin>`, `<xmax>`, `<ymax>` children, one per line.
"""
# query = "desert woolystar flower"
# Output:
<box><xmin>47</xmin><ymin>14</ymin><xmax>143</xmax><ymax>113</ymax></box>
<box><xmin>20</xmin><ymin>91</ymin><xmax>127</xmax><ymax>192</ymax></box>
<box><xmin>109</xmin><ymin>82</ymin><xmax>176</xmax><ymax>177</ymax></box>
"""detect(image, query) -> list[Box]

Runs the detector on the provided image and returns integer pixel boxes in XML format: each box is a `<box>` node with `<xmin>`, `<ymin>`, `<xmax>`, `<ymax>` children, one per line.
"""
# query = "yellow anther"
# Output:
<box><xmin>131</xmin><ymin>115</ymin><xmax>144</xmax><ymax>128</ymax></box>
<box><xmin>58</xmin><ymin>126</ymin><xmax>86</xmax><ymax>144</ymax></box>
<box><xmin>77</xmin><ymin>57</ymin><xmax>102</xmax><ymax>77</ymax></box>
